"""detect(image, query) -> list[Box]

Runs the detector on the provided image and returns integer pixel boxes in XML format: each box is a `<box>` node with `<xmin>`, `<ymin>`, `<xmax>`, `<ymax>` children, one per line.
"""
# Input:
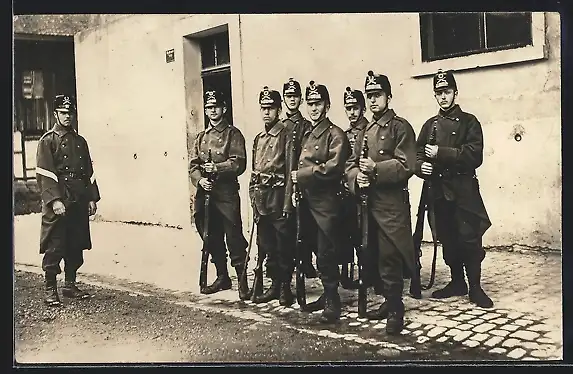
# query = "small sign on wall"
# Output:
<box><xmin>166</xmin><ymin>49</ymin><xmax>175</xmax><ymax>63</ymax></box>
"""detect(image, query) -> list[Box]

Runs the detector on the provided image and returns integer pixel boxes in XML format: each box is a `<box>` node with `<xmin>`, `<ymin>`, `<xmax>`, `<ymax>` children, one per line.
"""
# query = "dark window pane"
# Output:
<box><xmin>213</xmin><ymin>32</ymin><xmax>230</xmax><ymax>65</ymax></box>
<box><xmin>486</xmin><ymin>12</ymin><xmax>532</xmax><ymax>49</ymax></box>
<box><xmin>432</xmin><ymin>13</ymin><xmax>483</xmax><ymax>59</ymax></box>
<box><xmin>200</xmin><ymin>38</ymin><xmax>215</xmax><ymax>69</ymax></box>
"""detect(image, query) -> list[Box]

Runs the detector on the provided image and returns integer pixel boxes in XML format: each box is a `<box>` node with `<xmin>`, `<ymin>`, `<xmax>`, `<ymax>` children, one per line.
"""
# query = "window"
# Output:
<box><xmin>421</xmin><ymin>12</ymin><xmax>532</xmax><ymax>62</ymax></box>
<box><xmin>410</xmin><ymin>12</ymin><xmax>547</xmax><ymax>77</ymax></box>
<box><xmin>200</xmin><ymin>31</ymin><xmax>230</xmax><ymax>70</ymax></box>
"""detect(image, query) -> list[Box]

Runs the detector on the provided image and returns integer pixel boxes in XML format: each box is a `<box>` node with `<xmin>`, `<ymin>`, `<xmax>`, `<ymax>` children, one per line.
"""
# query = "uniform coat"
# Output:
<box><xmin>414</xmin><ymin>104</ymin><xmax>491</xmax><ymax>265</ymax></box>
<box><xmin>346</xmin><ymin>109</ymin><xmax>417</xmax><ymax>298</ymax></box>
<box><xmin>249</xmin><ymin>119</ymin><xmax>294</xmax><ymax>280</ymax></box>
<box><xmin>296</xmin><ymin>116</ymin><xmax>351</xmax><ymax>289</ymax></box>
<box><xmin>36</xmin><ymin>123</ymin><xmax>100</xmax><ymax>274</ymax></box>
<box><xmin>189</xmin><ymin>119</ymin><xmax>248</xmax><ymax>268</ymax></box>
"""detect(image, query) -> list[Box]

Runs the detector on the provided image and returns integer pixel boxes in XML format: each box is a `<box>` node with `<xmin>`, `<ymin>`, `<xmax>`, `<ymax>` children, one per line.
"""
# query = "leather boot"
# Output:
<box><xmin>279</xmin><ymin>281</ymin><xmax>295</xmax><ymax>306</ymax></box>
<box><xmin>62</xmin><ymin>272</ymin><xmax>90</xmax><ymax>299</ymax></box>
<box><xmin>302</xmin><ymin>293</ymin><xmax>325</xmax><ymax>312</ymax></box>
<box><xmin>365</xmin><ymin>301</ymin><xmax>389</xmax><ymax>320</ymax></box>
<box><xmin>386</xmin><ymin>299</ymin><xmax>405</xmax><ymax>336</ymax></box>
<box><xmin>44</xmin><ymin>273</ymin><xmax>61</xmax><ymax>306</ymax></box>
<box><xmin>431</xmin><ymin>264</ymin><xmax>468</xmax><ymax>299</ymax></box>
<box><xmin>253</xmin><ymin>278</ymin><xmax>280</xmax><ymax>303</ymax></box>
<box><xmin>465</xmin><ymin>262</ymin><xmax>494</xmax><ymax>308</ymax></box>
<box><xmin>319</xmin><ymin>288</ymin><xmax>341</xmax><ymax>324</ymax></box>
<box><xmin>234</xmin><ymin>265</ymin><xmax>250</xmax><ymax>300</ymax></box>
<box><xmin>201</xmin><ymin>263</ymin><xmax>231</xmax><ymax>295</ymax></box>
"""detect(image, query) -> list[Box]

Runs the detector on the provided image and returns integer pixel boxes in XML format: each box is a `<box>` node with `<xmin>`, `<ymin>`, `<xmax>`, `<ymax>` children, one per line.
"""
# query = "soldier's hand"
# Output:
<box><xmin>291</xmin><ymin>170</ymin><xmax>298</xmax><ymax>184</ymax></box>
<box><xmin>204</xmin><ymin>162</ymin><xmax>217</xmax><ymax>173</ymax></box>
<box><xmin>421</xmin><ymin>162</ymin><xmax>433</xmax><ymax>175</ymax></box>
<box><xmin>425</xmin><ymin>144</ymin><xmax>439</xmax><ymax>159</ymax></box>
<box><xmin>357</xmin><ymin>172</ymin><xmax>370</xmax><ymax>188</ymax></box>
<box><xmin>199</xmin><ymin>178</ymin><xmax>213</xmax><ymax>191</ymax></box>
<box><xmin>291</xmin><ymin>193</ymin><xmax>297</xmax><ymax>207</ymax></box>
<box><xmin>52</xmin><ymin>200</ymin><xmax>66</xmax><ymax>215</ymax></box>
<box><xmin>359</xmin><ymin>157</ymin><xmax>376</xmax><ymax>174</ymax></box>
<box><xmin>88</xmin><ymin>201</ymin><xmax>97</xmax><ymax>216</ymax></box>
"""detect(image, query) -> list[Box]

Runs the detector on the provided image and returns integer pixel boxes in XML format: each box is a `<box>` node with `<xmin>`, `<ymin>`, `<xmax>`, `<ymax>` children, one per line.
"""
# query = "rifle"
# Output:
<box><xmin>239</xmin><ymin>217</ymin><xmax>256</xmax><ymax>300</ymax></box>
<box><xmin>357</xmin><ymin>134</ymin><xmax>369</xmax><ymax>317</ymax></box>
<box><xmin>409</xmin><ymin>125</ymin><xmax>439</xmax><ymax>299</ymax></box>
<box><xmin>291</xmin><ymin>127</ymin><xmax>307</xmax><ymax>310</ymax></box>
<box><xmin>199</xmin><ymin>149</ymin><xmax>217</xmax><ymax>293</ymax></box>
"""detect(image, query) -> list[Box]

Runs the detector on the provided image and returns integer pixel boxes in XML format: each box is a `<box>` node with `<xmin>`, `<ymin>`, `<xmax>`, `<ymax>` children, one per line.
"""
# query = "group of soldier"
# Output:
<box><xmin>189</xmin><ymin>69</ymin><xmax>494</xmax><ymax>336</ymax></box>
<box><xmin>34</xmin><ymin>69</ymin><xmax>493</xmax><ymax>337</ymax></box>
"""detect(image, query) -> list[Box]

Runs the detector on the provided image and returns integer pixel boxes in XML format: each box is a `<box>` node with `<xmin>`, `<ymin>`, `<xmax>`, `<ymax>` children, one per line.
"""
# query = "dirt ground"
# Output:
<box><xmin>13</xmin><ymin>270</ymin><xmax>511</xmax><ymax>365</ymax></box>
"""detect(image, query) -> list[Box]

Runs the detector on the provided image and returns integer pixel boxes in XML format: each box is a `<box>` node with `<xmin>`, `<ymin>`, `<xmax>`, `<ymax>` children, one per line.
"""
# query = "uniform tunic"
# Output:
<box><xmin>190</xmin><ymin>119</ymin><xmax>248</xmax><ymax>268</ymax></box>
<box><xmin>296</xmin><ymin>116</ymin><xmax>351</xmax><ymax>290</ymax></box>
<box><xmin>346</xmin><ymin>109</ymin><xmax>417</xmax><ymax>300</ymax></box>
<box><xmin>283</xmin><ymin>110</ymin><xmax>316</xmax><ymax>273</ymax></box>
<box><xmin>249</xmin><ymin>119</ymin><xmax>294</xmax><ymax>280</ymax></box>
<box><xmin>36</xmin><ymin>123</ymin><xmax>100</xmax><ymax>275</ymax></box>
<box><xmin>414</xmin><ymin>104</ymin><xmax>491</xmax><ymax>267</ymax></box>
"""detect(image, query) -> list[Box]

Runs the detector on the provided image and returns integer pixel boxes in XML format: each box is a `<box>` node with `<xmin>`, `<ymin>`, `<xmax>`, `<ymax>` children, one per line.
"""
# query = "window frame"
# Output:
<box><xmin>410</xmin><ymin>12</ymin><xmax>547</xmax><ymax>77</ymax></box>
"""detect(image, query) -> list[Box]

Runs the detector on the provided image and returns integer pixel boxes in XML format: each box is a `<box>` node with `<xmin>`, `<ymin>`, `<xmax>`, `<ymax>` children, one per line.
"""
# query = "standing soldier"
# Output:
<box><xmin>346</xmin><ymin>71</ymin><xmax>417</xmax><ymax>335</ymax></box>
<box><xmin>36</xmin><ymin>94</ymin><xmax>100</xmax><ymax>306</ymax></box>
<box><xmin>415</xmin><ymin>69</ymin><xmax>493</xmax><ymax>308</ymax></box>
<box><xmin>282</xmin><ymin>77</ymin><xmax>318</xmax><ymax>280</ymax></box>
<box><xmin>248</xmin><ymin>87</ymin><xmax>295</xmax><ymax>305</ymax></box>
<box><xmin>291</xmin><ymin>81</ymin><xmax>351</xmax><ymax>323</ymax></box>
<box><xmin>190</xmin><ymin>89</ymin><xmax>249</xmax><ymax>297</ymax></box>
<box><xmin>340</xmin><ymin>87</ymin><xmax>381</xmax><ymax>292</ymax></box>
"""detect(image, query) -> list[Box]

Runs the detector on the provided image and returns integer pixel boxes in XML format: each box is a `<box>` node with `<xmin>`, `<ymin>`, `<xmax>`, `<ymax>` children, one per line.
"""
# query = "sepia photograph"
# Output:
<box><xmin>12</xmin><ymin>11</ymin><xmax>563</xmax><ymax>365</ymax></box>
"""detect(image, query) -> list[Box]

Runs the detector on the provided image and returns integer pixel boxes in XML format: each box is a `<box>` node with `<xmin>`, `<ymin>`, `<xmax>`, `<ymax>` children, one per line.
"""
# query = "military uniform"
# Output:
<box><xmin>36</xmin><ymin>94</ymin><xmax>100</xmax><ymax>306</ymax></box>
<box><xmin>248</xmin><ymin>87</ymin><xmax>295</xmax><ymax>305</ymax></box>
<box><xmin>346</xmin><ymin>71</ymin><xmax>417</xmax><ymax>335</ymax></box>
<box><xmin>340</xmin><ymin>88</ymin><xmax>381</xmax><ymax>291</ymax></box>
<box><xmin>295</xmin><ymin>81</ymin><xmax>351</xmax><ymax>322</ymax></box>
<box><xmin>190</xmin><ymin>90</ymin><xmax>248</xmax><ymax>295</ymax></box>
<box><xmin>415</xmin><ymin>70</ymin><xmax>493</xmax><ymax>308</ymax></box>
<box><xmin>282</xmin><ymin>78</ymin><xmax>318</xmax><ymax>279</ymax></box>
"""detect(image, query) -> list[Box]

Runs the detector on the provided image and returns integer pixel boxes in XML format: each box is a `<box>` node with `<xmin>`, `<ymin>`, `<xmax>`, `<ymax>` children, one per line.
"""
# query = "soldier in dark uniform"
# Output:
<box><xmin>190</xmin><ymin>90</ymin><xmax>249</xmax><ymax>297</ymax></box>
<box><xmin>340</xmin><ymin>87</ymin><xmax>382</xmax><ymax>292</ymax></box>
<box><xmin>282</xmin><ymin>77</ymin><xmax>318</xmax><ymax>280</ymax></box>
<box><xmin>248</xmin><ymin>87</ymin><xmax>295</xmax><ymax>305</ymax></box>
<box><xmin>36</xmin><ymin>94</ymin><xmax>101</xmax><ymax>306</ymax></box>
<box><xmin>415</xmin><ymin>69</ymin><xmax>493</xmax><ymax>308</ymax></box>
<box><xmin>290</xmin><ymin>81</ymin><xmax>351</xmax><ymax>323</ymax></box>
<box><xmin>346</xmin><ymin>71</ymin><xmax>417</xmax><ymax>335</ymax></box>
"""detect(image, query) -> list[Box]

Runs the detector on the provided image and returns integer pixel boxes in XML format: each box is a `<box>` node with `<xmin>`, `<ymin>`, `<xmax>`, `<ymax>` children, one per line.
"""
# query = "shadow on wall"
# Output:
<box><xmin>14</xmin><ymin>180</ymin><xmax>41</xmax><ymax>216</ymax></box>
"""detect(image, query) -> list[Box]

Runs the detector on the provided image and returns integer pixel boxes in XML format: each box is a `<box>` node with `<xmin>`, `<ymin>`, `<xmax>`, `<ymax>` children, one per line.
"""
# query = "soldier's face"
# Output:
<box><xmin>306</xmin><ymin>100</ymin><xmax>329</xmax><ymax>122</ymax></box>
<box><xmin>54</xmin><ymin>110</ymin><xmax>75</xmax><ymax>127</ymax></box>
<box><xmin>284</xmin><ymin>95</ymin><xmax>302</xmax><ymax>111</ymax></box>
<box><xmin>434</xmin><ymin>88</ymin><xmax>457</xmax><ymax>110</ymax></box>
<box><xmin>205</xmin><ymin>105</ymin><xmax>225</xmax><ymax>122</ymax></box>
<box><xmin>260</xmin><ymin>106</ymin><xmax>281</xmax><ymax>125</ymax></box>
<box><xmin>344</xmin><ymin>104</ymin><xmax>364</xmax><ymax>123</ymax></box>
<box><xmin>366</xmin><ymin>91</ymin><xmax>390</xmax><ymax>114</ymax></box>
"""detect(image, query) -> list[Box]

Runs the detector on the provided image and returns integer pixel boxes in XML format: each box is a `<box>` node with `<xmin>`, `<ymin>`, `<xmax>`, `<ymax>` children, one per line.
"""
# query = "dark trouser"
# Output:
<box><xmin>195</xmin><ymin>201</ymin><xmax>248</xmax><ymax>270</ymax></box>
<box><xmin>300</xmin><ymin>198</ymin><xmax>340</xmax><ymax>291</ymax></box>
<box><xmin>372</xmin><ymin>214</ymin><xmax>405</xmax><ymax>301</ymax></box>
<box><xmin>433</xmin><ymin>198</ymin><xmax>486</xmax><ymax>270</ymax></box>
<box><xmin>257</xmin><ymin>212</ymin><xmax>294</xmax><ymax>281</ymax></box>
<box><xmin>340</xmin><ymin>194</ymin><xmax>360</xmax><ymax>265</ymax></box>
<box><xmin>41</xmin><ymin>200</ymin><xmax>89</xmax><ymax>276</ymax></box>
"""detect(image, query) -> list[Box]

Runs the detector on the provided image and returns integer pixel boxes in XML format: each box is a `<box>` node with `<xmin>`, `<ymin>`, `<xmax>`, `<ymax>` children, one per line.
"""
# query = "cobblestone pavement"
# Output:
<box><xmin>13</xmin><ymin>214</ymin><xmax>563</xmax><ymax>362</ymax></box>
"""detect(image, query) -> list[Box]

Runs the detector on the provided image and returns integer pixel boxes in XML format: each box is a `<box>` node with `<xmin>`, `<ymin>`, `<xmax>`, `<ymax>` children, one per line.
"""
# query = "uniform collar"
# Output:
<box><xmin>52</xmin><ymin>123</ymin><xmax>75</xmax><ymax>137</ymax></box>
<box><xmin>346</xmin><ymin>116</ymin><xmax>368</xmax><ymax>132</ymax></box>
<box><xmin>265</xmin><ymin>120</ymin><xmax>284</xmax><ymax>137</ymax></box>
<box><xmin>368</xmin><ymin>108</ymin><xmax>395</xmax><ymax>130</ymax></box>
<box><xmin>438</xmin><ymin>104</ymin><xmax>462</xmax><ymax>120</ymax></box>
<box><xmin>285</xmin><ymin>110</ymin><xmax>303</xmax><ymax>123</ymax></box>
<box><xmin>206</xmin><ymin>118</ymin><xmax>230</xmax><ymax>133</ymax></box>
<box><xmin>310</xmin><ymin>117</ymin><xmax>331</xmax><ymax>138</ymax></box>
